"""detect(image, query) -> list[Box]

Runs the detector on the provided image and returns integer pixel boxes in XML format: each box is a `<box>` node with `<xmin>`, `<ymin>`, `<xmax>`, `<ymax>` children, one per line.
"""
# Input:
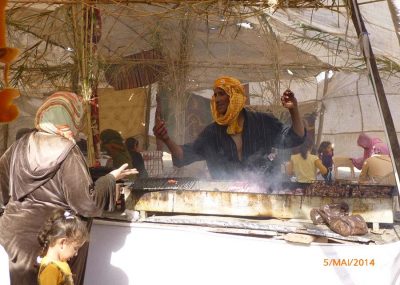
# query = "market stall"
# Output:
<box><xmin>1</xmin><ymin>1</ymin><xmax>400</xmax><ymax>285</ymax></box>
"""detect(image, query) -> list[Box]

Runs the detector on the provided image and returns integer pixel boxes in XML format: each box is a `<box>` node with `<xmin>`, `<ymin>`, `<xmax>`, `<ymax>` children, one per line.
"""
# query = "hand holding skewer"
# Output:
<box><xmin>281</xmin><ymin>89</ymin><xmax>298</xmax><ymax>110</ymax></box>
<box><xmin>153</xmin><ymin>118</ymin><xmax>170</xmax><ymax>142</ymax></box>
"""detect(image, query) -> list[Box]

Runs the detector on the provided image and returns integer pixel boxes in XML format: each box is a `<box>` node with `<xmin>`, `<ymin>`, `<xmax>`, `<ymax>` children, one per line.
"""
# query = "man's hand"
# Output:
<box><xmin>281</xmin><ymin>89</ymin><xmax>298</xmax><ymax>110</ymax></box>
<box><xmin>153</xmin><ymin>119</ymin><xmax>184</xmax><ymax>161</ymax></box>
<box><xmin>110</xmin><ymin>163</ymin><xmax>138</xmax><ymax>180</ymax></box>
<box><xmin>153</xmin><ymin>119</ymin><xmax>170</xmax><ymax>142</ymax></box>
<box><xmin>281</xmin><ymin>89</ymin><xmax>305</xmax><ymax>137</ymax></box>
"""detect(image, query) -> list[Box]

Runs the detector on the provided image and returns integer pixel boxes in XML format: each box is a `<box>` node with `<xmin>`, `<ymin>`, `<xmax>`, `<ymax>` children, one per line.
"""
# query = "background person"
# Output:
<box><xmin>100</xmin><ymin>129</ymin><xmax>132</xmax><ymax>169</ymax></box>
<box><xmin>318</xmin><ymin>141</ymin><xmax>334</xmax><ymax>182</ymax></box>
<box><xmin>153</xmin><ymin>76</ymin><xmax>306</xmax><ymax>179</ymax></box>
<box><xmin>287</xmin><ymin>140</ymin><xmax>328</xmax><ymax>183</ymax></box>
<box><xmin>359</xmin><ymin>143</ymin><xmax>395</xmax><ymax>185</ymax></box>
<box><xmin>37</xmin><ymin>209</ymin><xmax>89</xmax><ymax>285</ymax></box>
<box><xmin>351</xmin><ymin>133</ymin><xmax>389</xmax><ymax>170</ymax></box>
<box><xmin>125</xmin><ymin>137</ymin><xmax>148</xmax><ymax>178</ymax></box>
<box><xmin>0</xmin><ymin>92</ymin><xmax>137</xmax><ymax>285</ymax></box>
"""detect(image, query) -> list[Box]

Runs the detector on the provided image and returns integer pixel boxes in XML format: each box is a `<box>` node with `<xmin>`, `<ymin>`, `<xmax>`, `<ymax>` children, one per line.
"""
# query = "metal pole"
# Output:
<box><xmin>349</xmin><ymin>0</ymin><xmax>400</xmax><ymax>196</ymax></box>
<box><xmin>315</xmin><ymin>71</ymin><xmax>329</xmax><ymax>149</ymax></box>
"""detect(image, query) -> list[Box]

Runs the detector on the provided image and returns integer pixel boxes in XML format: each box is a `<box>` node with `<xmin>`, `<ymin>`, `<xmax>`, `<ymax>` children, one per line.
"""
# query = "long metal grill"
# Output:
<box><xmin>131</xmin><ymin>178</ymin><xmax>394</xmax><ymax>198</ymax></box>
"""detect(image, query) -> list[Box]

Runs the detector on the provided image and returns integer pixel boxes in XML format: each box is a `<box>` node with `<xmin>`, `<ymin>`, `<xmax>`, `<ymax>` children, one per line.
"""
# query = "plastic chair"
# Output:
<box><xmin>333</xmin><ymin>156</ymin><xmax>355</xmax><ymax>180</ymax></box>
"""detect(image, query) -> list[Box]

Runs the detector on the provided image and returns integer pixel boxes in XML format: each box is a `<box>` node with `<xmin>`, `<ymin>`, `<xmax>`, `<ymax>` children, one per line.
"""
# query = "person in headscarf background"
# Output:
<box><xmin>153</xmin><ymin>76</ymin><xmax>306</xmax><ymax>179</ymax></box>
<box><xmin>359</xmin><ymin>142</ymin><xmax>395</xmax><ymax>185</ymax></box>
<box><xmin>125</xmin><ymin>137</ymin><xmax>148</xmax><ymax>178</ymax></box>
<box><xmin>100</xmin><ymin>129</ymin><xmax>132</xmax><ymax>169</ymax></box>
<box><xmin>351</xmin><ymin>133</ymin><xmax>390</xmax><ymax>170</ymax></box>
<box><xmin>0</xmin><ymin>92</ymin><xmax>137</xmax><ymax>285</ymax></box>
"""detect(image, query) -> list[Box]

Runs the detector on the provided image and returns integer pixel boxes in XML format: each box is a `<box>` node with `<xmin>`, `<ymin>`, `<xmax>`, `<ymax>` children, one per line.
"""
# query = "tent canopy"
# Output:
<box><xmin>1</xmin><ymin>0</ymin><xmax>400</xmax><ymax>156</ymax></box>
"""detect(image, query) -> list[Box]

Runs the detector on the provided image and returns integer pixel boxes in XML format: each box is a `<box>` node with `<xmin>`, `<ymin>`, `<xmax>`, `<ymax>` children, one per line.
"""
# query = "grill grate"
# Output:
<box><xmin>132</xmin><ymin>178</ymin><xmax>198</xmax><ymax>191</ymax></box>
<box><xmin>130</xmin><ymin>178</ymin><xmax>393</xmax><ymax>198</ymax></box>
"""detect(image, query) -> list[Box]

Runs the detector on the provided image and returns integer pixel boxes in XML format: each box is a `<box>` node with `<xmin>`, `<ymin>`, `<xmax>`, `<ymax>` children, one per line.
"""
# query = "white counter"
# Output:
<box><xmin>85</xmin><ymin>219</ymin><xmax>400</xmax><ymax>285</ymax></box>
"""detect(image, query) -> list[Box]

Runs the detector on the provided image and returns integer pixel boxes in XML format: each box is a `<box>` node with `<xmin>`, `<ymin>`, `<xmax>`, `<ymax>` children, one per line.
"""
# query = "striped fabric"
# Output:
<box><xmin>211</xmin><ymin>76</ymin><xmax>247</xmax><ymax>135</ymax></box>
<box><xmin>35</xmin><ymin>92</ymin><xmax>85</xmax><ymax>142</ymax></box>
<box><xmin>104</xmin><ymin>49</ymin><xmax>164</xmax><ymax>90</ymax></box>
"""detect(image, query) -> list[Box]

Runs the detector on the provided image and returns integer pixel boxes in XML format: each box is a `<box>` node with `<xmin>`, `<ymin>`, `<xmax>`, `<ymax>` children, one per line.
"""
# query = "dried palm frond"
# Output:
<box><xmin>287</xmin><ymin>23</ymin><xmax>359</xmax><ymax>58</ymax></box>
<box><xmin>347</xmin><ymin>56</ymin><xmax>400</xmax><ymax>79</ymax></box>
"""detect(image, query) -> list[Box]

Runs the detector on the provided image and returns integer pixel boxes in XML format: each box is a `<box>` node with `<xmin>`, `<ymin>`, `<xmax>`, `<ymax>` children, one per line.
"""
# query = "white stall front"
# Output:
<box><xmin>85</xmin><ymin>219</ymin><xmax>400</xmax><ymax>285</ymax></box>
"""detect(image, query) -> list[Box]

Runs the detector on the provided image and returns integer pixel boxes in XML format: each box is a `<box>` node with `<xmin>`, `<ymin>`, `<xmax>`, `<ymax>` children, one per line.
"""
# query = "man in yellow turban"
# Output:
<box><xmin>153</xmin><ymin>76</ymin><xmax>305</xmax><ymax>179</ymax></box>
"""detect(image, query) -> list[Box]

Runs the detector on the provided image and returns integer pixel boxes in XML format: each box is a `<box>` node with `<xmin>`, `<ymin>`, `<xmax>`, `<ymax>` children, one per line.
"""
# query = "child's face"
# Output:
<box><xmin>326</xmin><ymin>144</ymin><xmax>334</xmax><ymax>155</ymax></box>
<box><xmin>60</xmin><ymin>240</ymin><xmax>84</xmax><ymax>262</ymax></box>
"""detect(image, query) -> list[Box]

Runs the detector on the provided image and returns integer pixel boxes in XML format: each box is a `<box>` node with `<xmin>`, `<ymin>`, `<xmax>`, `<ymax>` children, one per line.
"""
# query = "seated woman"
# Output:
<box><xmin>351</xmin><ymin>133</ymin><xmax>389</xmax><ymax>170</ymax></box>
<box><xmin>100</xmin><ymin>129</ymin><xmax>132</xmax><ymax>169</ymax></box>
<box><xmin>359</xmin><ymin>143</ymin><xmax>395</xmax><ymax>185</ymax></box>
<box><xmin>287</xmin><ymin>140</ymin><xmax>328</xmax><ymax>183</ymax></box>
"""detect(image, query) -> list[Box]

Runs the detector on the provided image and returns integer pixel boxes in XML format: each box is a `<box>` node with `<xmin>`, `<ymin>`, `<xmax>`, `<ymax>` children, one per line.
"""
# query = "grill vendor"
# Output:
<box><xmin>153</xmin><ymin>76</ymin><xmax>306</xmax><ymax>179</ymax></box>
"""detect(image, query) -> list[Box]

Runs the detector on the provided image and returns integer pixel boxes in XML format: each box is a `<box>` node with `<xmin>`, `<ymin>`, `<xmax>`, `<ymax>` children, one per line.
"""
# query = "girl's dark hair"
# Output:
<box><xmin>318</xmin><ymin>141</ymin><xmax>332</xmax><ymax>155</ymax></box>
<box><xmin>125</xmin><ymin>137</ymin><xmax>138</xmax><ymax>150</ymax></box>
<box><xmin>300</xmin><ymin>139</ymin><xmax>313</xmax><ymax>160</ymax></box>
<box><xmin>37</xmin><ymin>209</ymin><xmax>89</xmax><ymax>257</ymax></box>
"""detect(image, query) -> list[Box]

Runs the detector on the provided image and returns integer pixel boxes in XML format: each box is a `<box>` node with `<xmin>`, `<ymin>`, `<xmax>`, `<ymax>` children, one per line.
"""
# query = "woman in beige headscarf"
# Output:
<box><xmin>0</xmin><ymin>91</ymin><xmax>137</xmax><ymax>285</ymax></box>
<box><xmin>359</xmin><ymin>143</ymin><xmax>395</xmax><ymax>185</ymax></box>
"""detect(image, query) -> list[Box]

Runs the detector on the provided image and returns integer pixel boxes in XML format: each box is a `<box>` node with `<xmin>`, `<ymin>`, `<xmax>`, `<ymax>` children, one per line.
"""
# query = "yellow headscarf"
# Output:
<box><xmin>211</xmin><ymin>76</ymin><xmax>247</xmax><ymax>135</ymax></box>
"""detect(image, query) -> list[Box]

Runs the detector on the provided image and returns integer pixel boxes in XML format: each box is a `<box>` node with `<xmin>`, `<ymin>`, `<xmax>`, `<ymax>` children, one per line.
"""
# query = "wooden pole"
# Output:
<box><xmin>348</xmin><ymin>0</ymin><xmax>400</xmax><ymax>194</ymax></box>
<box><xmin>0</xmin><ymin>124</ymin><xmax>9</xmax><ymax>155</ymax></box>
<box><xmin>144</xmin><ymin>84</ymin><xmax>152</xmax><ymax>150</ymax></box>
<box><xmin>155</xmin><ymin>92</ymin><xmax>164</xmax><ymax>151</ymax></box>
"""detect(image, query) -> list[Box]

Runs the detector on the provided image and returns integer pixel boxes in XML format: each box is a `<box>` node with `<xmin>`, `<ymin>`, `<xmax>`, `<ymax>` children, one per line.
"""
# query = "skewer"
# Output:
<box><xmin>287</xmin><ymin>69</ymin><xmax>294</xmax><ymax>89</ymax></box>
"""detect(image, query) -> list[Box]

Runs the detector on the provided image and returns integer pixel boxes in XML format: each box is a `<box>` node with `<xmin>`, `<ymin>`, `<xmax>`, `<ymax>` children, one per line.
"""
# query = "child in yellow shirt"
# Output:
<box><xmin>37</xmin><ymin>210</ymin><xmax>88</xmax><ymax>285</ymax></box>
<box><xmin>287</xmin><ymin>140</ymin><xmax>328</xmax><ymax>183</ymax></box>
